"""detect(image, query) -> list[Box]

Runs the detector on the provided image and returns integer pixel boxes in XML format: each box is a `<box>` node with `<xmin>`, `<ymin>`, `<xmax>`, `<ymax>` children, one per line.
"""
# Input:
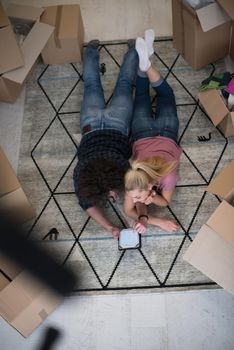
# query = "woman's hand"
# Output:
<box><xmin>133</xmin><ymin>217</ymin><xmax>148</xmax><ymax>234</ymax></box>
<box><xmin>144</xmin><ymin>189</ymin><xmax>157</xmax><ymax>205</ymax></box>
<box><xmin>108</xmin><ymin>226</ymin><xmax>120</xmax><ymax>239</ymax></box>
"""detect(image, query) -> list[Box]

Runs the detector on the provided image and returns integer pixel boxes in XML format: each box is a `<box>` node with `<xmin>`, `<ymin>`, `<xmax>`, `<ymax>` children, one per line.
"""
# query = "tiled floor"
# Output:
<box><xmin>0</xmin><ymin>289</ymin><xmax>234</xmax><ymax>350</ymax></box>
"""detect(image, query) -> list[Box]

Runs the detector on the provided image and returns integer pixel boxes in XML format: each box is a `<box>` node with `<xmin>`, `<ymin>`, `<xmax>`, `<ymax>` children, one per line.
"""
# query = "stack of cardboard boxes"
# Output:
<box><xmin>0</xmin><ymin>2</ymin><xmax>84</xmax><ymax>335</ymax></box>
<box><xmin>0</xmin><ymin>3</ymin><xmax>84</xmax><ymax>103</ymax></box>
<box><xmin>0</xmin><ymin>146</ymin><xmax>62</xmax><ymax>337</ymax></box>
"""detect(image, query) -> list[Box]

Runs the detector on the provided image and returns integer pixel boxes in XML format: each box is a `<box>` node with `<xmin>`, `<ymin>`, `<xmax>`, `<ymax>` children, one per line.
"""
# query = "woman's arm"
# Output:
<box><xmin>123</xmin><ymin>194</ymin><xmax>148</xmax><ymax>233</ymax></box>
<box><xmin>145</xmin><ymin>188</ymin><xmax>175</xmax><ymax>207</ymax></box>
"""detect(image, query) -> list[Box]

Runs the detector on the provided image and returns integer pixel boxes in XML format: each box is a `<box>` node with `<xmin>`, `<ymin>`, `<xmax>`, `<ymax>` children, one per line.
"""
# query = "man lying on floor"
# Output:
<box><xmin>73</xmin><ymin>39</ymin><xmax>138</xmax><ymax>239</ymax></box>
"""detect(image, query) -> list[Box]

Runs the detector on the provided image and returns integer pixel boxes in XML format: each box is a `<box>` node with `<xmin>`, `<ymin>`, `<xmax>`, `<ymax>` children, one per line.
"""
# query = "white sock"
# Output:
<box><xmin>135</xmin><ymin>37</ymin><xmax>151</xmax><ymax>72</ymax></box>
<box><xmin>145</xmin><ymin>29</ymin><xmax>155</xmax><ymax>57</ymax></box>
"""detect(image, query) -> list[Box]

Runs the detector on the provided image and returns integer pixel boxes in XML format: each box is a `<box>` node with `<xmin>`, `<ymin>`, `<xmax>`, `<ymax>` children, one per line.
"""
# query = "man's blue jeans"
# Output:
<box><xmin>131</xmin><ymin>75</ymin><xmax>179</xmax><ymax>142</ymax></box>
<box><xmin>80</xmin><ymin>46</ymin><xmax>138</xmax><ymax>136</ymax></box>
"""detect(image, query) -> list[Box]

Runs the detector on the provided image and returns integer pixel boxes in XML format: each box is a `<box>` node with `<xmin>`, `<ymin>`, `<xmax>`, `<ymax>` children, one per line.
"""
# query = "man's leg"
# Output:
<box><xmin>80</xmin><ymin>40</ymin><xmax>106</xmax><ymax>133</ymax></box>
<box><xmin>105</xmin><ymin>42</ymin><xmax>138</xmax><ymax>135</ymax></box>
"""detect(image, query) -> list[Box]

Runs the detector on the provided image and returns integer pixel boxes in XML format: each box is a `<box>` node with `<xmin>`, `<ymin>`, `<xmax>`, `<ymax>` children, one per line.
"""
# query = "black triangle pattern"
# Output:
<box><xmin>27</xmin><ymin>39</ymin><xmax>230</xmax><ymax>292</ymax></box>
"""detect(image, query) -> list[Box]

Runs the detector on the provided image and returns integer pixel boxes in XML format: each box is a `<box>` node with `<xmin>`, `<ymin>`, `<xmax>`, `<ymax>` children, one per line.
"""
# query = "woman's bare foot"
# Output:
<box><xmin>149</xmin><ymin>216</ymin><xmax>180</xmax><ymax>232</ymax></box>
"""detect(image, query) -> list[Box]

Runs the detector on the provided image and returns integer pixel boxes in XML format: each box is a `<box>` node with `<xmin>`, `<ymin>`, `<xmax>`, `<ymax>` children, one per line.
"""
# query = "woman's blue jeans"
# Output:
<box><xmin>131</xmin><ymin>75</ymin><xmax>179</xmax><ymax>142</ymax></box>
<box><xmin>80</xmin><ymin>46</ymin><xmax>138</xmax><ymax>136</ymax></box>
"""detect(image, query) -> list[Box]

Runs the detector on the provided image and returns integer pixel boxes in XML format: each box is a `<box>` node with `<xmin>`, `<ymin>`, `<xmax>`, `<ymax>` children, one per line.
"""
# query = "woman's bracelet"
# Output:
<box><xmin>138</xmin><ymin>214</ymin><xmax>149</xmax><ymax>221</ymax></box>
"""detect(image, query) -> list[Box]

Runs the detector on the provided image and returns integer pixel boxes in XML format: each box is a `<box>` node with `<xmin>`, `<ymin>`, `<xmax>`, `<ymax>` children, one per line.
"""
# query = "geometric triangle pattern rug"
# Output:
<box><xmin>18</xmin><ymin>38</ymin><xmax>234</xmax><ymax>294</ymax></box>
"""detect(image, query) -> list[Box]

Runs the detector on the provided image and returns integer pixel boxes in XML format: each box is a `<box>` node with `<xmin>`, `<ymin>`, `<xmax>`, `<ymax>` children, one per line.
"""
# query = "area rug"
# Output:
<box><xmin>18</xmin><ymin>38</ymin><xmax>234</xmax><ymax>293</ymax></box>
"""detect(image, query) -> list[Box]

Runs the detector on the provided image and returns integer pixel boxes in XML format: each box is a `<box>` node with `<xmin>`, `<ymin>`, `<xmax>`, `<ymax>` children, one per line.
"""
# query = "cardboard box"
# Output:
<box><xmin>0</xmin><ymin>4</ymin><xmax>54</xmax><ymax>103</ymax></box>
<box><xmin>40</xmin><ymin>4</ymin><xmax>84</xmax><ymax>65</ymax></box>
<box><xmin>0</xmin><ymin>2</ymin><xmax>24</xmax><ymax>74</ymax></box>
<box><xmin>0</xmin><ymin>254</ymin><xmax>62</xmax><ymax>337</ymax></box>
<box><xmin>183</xmin><ymin>160</ymin><xmax>234</xmax><ymax>295</ymax></box>
<box><xmin>172</xmin><ymin>0</ymin><xmax>233</xmax><ymax>69</ymax></box>
<box><xmin>198</xmin><ymin>89</ymin><xmax>234</xmax><ymax>137</ymax></box>
<box><xmin>0</xmin><ymin>147</ymin><xmax>35</xmax><ymax>223</ymax></box>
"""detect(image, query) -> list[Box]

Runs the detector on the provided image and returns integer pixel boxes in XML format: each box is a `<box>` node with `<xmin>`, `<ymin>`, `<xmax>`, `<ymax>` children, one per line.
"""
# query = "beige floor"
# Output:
<box><xmin>3</xmin><ymin>0</ymin><xmax>172</xmax><ymax>41</ymax></box>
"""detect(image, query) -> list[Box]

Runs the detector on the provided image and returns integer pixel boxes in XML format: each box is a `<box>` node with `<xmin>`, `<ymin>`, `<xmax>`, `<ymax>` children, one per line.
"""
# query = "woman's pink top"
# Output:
<box><xmin>132</xmin><ymin>136</ymin><xmax>183</xmax><ymax>192</ymax></box>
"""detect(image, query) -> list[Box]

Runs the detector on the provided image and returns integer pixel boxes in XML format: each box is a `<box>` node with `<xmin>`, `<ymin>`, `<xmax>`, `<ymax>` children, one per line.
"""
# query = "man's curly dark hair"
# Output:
<box><xmin>77</xmin><ymin>159</ymin><xmax>126</xmax><ymax>207</ymax></box>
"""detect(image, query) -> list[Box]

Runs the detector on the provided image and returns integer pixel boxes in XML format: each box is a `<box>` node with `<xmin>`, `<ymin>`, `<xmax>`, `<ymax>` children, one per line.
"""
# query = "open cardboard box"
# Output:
<box><xmin>198</xmin><ymin>89</ymin><xmax>234</xmax><ymax>138</ymax></box>
<box><xmin>0</xmin><ymin>254</ymin><xmax>62</xmax><ymax>337</ymax></box>
<box><xmin>0</xmin><ymin>147</ymin><xmax>35</xmax><ymax>223</ymax></box>
<box><xmin>172</xmin><ymin>0</ymin><xmax>234</xmax><ymax>69</ymax></box>
<box><xmin>40</xmin><ymin>4</ymin><xmax>84</xmax><ymax>65</ymax></box>
<box><xmin>183</xmin><ymin>160</ymin><xmax>234</xmax><ymax>295</ymax></box>
<box><xmin>0</xmin><ymin>4</ymin><xmax>54</xmax><ymax>103</ymax></box>
<box><xmin>0</xmin><ymin>2</ymin><xmax>24</xmax><ymax>74</ymax></box>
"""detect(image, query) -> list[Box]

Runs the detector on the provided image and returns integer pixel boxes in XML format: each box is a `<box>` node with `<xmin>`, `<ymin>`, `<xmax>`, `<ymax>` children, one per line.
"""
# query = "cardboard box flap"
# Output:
<box><xmin>0</xmin><ymin>271</ymin><xmax>44</xmax><ymax>322</ymax></box>
<box><xmin>11</xmin><ymin>290</ymin><xmax>62</xmax><ymax>337</ymax></box>
<box><xmin>207</xmin><ymin>160</ymin><xmax>234</xmax><ymax>197</ymax></box>
<box><xmin>198</xmin><ymin>90</ymin><xmax>229</xmax><ymax>126</ymax></box>
<box><xmin>207</xmin><ymin>200</ymin><xmax>234</xmax><ymax>246</ymax></box>
<box><xmin>183</xmin><ymin>224</ymin><xmax>234</xmax><ymax>295</ymax></box>
<box><xmin>57</xmin><ymin>5</ymin><xmax>81</xmax><ymax>39</ymax></box>
<box><xmin>7</xmin><ymin>4</ymin><xmax>44</xmax><ymax>22</ymax></box>
<box><xmin>3</xmin><ymin>22</ymin><xmax>54</xmax><ymax>85</ymax></box>
<box><xmin>0</xmin><ymin>147</ymin><xmax>20</xmax><ymax>196</ymax></box>
<box><xmin>0</xmin><ymin>2</ymin><xmax>10</xmax><ymax>27</ymax></box>
<box><xmin>217</xmin><ymin>0</ymin><xmax>234</xmax><ymax>21</ymax></box>
<box><xmin>196</xmin><ymin>2</ymin><xmax>231</xmax><ymax>33</ymax></box>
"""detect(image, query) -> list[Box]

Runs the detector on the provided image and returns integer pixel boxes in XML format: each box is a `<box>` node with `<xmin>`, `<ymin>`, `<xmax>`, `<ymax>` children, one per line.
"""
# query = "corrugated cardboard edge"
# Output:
<box><xmin>206</xmin><ymin>160</ymin><xmax>234</xmax><ymax>197</ymax></box>
<box><xmin>183</xmin><ymin>224</ymin><xmax>234</xmax><ymax>295</ymax></box>
<box><xmin>3</xmin><ymin>22</ymin><xmax>54</xmax><ymax>84</ymax></box>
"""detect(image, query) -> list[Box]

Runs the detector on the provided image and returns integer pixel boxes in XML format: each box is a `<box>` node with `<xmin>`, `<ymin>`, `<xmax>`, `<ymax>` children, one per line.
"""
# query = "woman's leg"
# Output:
<box><xmin>104</xmin><ymin>44</ymin><xmax>138</xmax><ymax>135</ymax></box>
<box><xmin>148</xmin><ymin>66</ymin><xmax>179</xmax><ymax>142</ymax></box>
<box><xmin>80</xmin><ymin>41</ymin><xmax>106</xmax><ymax>134</ymax></box>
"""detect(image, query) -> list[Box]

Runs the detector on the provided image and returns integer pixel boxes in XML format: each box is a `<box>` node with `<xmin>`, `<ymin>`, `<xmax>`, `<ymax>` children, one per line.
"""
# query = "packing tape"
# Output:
<box><xmin>54</xmin><ymin>5</ymin><xmax>62</xmax><ymax>49</ymax></box>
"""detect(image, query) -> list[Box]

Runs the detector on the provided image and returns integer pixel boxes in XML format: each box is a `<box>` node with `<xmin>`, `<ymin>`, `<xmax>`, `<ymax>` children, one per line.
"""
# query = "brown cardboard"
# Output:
<box><xmin>183</xmin><ymin>161</ymin><xmax>234</xmax><ymax>295</ymax></box>
<box><xmin>206</xmin><ymin>160</ymin><xmax>234</xmax><ymax>197</ymax></box>
<box><xmin>0</xmin><ymin>4</ymin><xmax>54</xmax><ymax>103</ymax></box>
<box><xmin>183</xmin><ymin>224</ymin><xmax>234</xmax><ymax>295</ymax></box>
<box><xmin>7</xmin><ymin>3</ymin><xmax>44</xmax><ymax>21</ymax></box>
<box><xmin>0</xmin><ymin>147</ymin><xmax>35</xmax><ymax>223</ymax></box>
<box><xmin>0</xmin><ymin>255</ymin><xmax>62</xmax><ymax>337</ymax></box>
<box><xmin>0</xmin><ymin>147</ymin><xmax>20</xmax><ymax>196</ymax></box>
<box><xmin>198</xmin><ymin>89</ymin><xmax>234</xmax><ymax>137</ymax></box>
<box><xmin>40</xmin><ymin>4</ymin><xmax>84</xmax><ymax>65</ymax></box>
<box><xmin>0</xmin><ymin>2</ymin><xmax>24</xmax><ymax>74</ymax></box>
<box><xmin>172</xmin><ymin>0</ymin><xmax>232</xmax><ymax>69</ymax></box>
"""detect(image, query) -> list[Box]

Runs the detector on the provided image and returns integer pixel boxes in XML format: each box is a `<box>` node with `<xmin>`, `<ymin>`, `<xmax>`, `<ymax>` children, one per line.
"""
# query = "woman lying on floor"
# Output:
<box><xmin>123</xmin><ymin>33</ymin><xmax>182</xmax><ymax>234</ymax></box>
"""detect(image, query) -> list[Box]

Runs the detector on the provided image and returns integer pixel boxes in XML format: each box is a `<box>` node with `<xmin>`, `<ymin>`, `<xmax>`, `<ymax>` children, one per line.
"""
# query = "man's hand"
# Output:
<box><xmin>108</xmin><ymin>226</ymin><xmax>120</xmax><ymax>239</ymax></box>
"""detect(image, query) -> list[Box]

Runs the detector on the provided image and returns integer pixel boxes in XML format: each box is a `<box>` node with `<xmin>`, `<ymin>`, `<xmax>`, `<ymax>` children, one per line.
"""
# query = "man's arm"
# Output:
<box><xmin>86</xmin><ymin>206</ymin><xmax>120</xmax><ymax>239</ymax></box>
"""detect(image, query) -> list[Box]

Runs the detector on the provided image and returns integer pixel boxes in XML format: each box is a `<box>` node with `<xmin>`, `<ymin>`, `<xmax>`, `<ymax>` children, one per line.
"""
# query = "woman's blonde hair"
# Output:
<box><xmin>125</xmin><ymin>156</ymin><xmax>176</xmax><ymax>191</ymax></box>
